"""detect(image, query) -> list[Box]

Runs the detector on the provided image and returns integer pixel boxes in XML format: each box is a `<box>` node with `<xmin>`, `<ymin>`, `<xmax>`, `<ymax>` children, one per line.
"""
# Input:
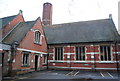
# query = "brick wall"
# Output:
<box><xmin>48</xmin><ymin>44</ymin><xmax>120</xmax><ymax>71</ymax></box>
<box><xmin>2</xmin><ymin>50</ymin><xmax>9</xmax><ymax>76</ymax></box>
<box><xmin>11</xmin><ymin>18</ymin><xmax>48</xmax><ymax>73</ymax></box>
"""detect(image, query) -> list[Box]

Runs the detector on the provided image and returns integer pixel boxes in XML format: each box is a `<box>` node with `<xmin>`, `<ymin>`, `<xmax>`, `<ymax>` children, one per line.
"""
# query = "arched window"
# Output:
<box><xmin>34</xmin><ymin>30</ymin><xmax>41</xmax><ymax>44</ymax></box>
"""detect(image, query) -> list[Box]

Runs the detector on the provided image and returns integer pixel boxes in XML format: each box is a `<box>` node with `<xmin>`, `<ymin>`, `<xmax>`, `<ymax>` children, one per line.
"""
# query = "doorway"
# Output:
<box><xmin>35</xmin><ymin>55</ymin><xmax>38</xmax><ymax>71</ymax></box>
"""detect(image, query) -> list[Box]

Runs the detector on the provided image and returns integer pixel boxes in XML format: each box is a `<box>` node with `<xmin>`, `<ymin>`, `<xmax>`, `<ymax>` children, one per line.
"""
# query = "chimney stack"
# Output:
<box><xmin>19</xmin><ymin>10</ymin><xmax>23</xmax><ymax>15</ymax></box>
<box><xmin>42</xmin><ymin>2</ymin><xmax>52</xmax><ymax>26</ymax></box>
<box><xmin>109</xmin><ymin>14</ymin><xmax>112</xmax><ymax>19</ymax></box>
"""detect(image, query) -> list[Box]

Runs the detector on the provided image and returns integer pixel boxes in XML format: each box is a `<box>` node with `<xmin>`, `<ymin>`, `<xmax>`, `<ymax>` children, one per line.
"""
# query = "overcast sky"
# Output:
<box><xmin>0</xmin><ymin>0</ymin><xmax>119</xmax><ymax>29</ymax></box>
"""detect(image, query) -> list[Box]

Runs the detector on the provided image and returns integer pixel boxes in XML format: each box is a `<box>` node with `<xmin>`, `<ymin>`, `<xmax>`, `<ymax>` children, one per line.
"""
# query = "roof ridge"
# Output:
<box><xmin>44</xmin><ymin>18</ymin><xmax>118</xmax><ymax>44</ymax></box>
<box><xmin>1</xmin><ymin>15</ymin><xmax>18</xmax><ymax>29</ymax></box>
<box><xmin>1</xmin><ymin>14</ymin><xmax>17</xmax><ymax>19</ymax></box>
<box><xmin>46</xmin><ymin>18</ymin><xmax>110</xmax><ymax>27</ymax></box>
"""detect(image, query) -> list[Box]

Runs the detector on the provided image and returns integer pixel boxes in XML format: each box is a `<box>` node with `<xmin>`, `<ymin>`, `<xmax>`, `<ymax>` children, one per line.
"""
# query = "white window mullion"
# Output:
<box><xmin>110</xmin><ymin>46</ymin><xmax>112</xmax><ymax>61</ymax></box>
<box><xmin>25</xmin><ymin>55</ymin><xmax>26</xmax><ymax>64</ymax></box>
<box><xmin>37</xmin><ymin>32</ymin><xmax>39</xmax><ymax>43</ymax></box>
<box><xmin>38</xmin><ymin>32</ymin><xmax>39</xmax><ymax>43</ymax></box>
<box><xmin>78</xmin><ymin>47</ymin><xmax>80</xmax><ymax>60</ymax></box>
<box><xmin>80</xmin><ymin>47</ymin><xmax>82</xmax><ymax>61</ymax></box>
<box><xmin>81</xmin><ymin>47</ymin><xmax>83</xmax><ymax>61</ymax></box>
<box><xmin>106</xmin><ymin>47</ymin><xmax>108</xmax><ymax>61</ymax></box>
<box><xmin>60</xmin><ymin>48</ymin><xmax>61</xmax><ymax>60</ymax></box>
<box><xmin>35</xmin><ymin>32</ymin><xmax>36</xmax><ymax>42</ymax></box>
<box><xmin>103</xmin><ymin>47</ymin><xmax>105</xmax><ymax>61</ymax></box>
<box><xmin>56</xmin><ymin>48</ymin><xmax>57</xmax><ymax>60</ymax></box>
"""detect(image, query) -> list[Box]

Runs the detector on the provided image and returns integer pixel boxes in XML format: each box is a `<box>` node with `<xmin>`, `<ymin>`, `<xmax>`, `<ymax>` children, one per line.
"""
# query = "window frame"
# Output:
<box><xmin>22</xmin><ymin>52</ymin><xmax>30</xmax><ymax>66</ymax></box>
<box><xmin>75</xmin><ymin>46</ymin><xmax>86</xmax><ymax>61</ymax></box>
<box><xmin>34</xmin><ymin>30</ymin><xmax>42</xmax><ymax>45</ymax></box>
<box><xmin>54</xmin><ymin>47</ymin><xmax>63</xmax><ymax>61</ymax></box>
<box><xmin>42</xmin><ymin>54</ymin><xmax>47</xmax><ymax>64</ymax></box>
<box><xmin>99</xmin><ymin>45</ymin><xmax>112</xmax><ymax>61</ymax></box>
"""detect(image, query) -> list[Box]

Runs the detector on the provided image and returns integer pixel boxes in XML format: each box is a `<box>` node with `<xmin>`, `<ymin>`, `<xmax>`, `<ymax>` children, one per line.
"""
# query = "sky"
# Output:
<box><xmin>0</xmin><ymin>0</ymin><xmax>119</xmax><ymax>29</ymax></box>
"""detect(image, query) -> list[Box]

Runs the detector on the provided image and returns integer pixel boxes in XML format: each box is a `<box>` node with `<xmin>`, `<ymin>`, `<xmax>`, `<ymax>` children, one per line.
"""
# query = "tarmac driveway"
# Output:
<box><xmin>2</xmin><ymin>70</ymin><xmax>120</xmax><ymax>81</ymax></box>
<box><xmin>13</xmin><ymin>70</ymin><xmax>120</xmax><ymax>81</ymax></box>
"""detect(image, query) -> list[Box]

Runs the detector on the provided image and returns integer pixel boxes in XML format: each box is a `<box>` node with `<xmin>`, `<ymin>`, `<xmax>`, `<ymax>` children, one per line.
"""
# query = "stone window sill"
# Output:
<box><xmin>21</xmin><ymin>65</ymin><xmax>30</xmax><ymax>67</ymax></box>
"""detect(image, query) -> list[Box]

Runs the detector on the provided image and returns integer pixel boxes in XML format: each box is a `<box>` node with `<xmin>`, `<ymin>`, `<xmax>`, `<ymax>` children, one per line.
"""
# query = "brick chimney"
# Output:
<box><xmin>42</xmin><ymin>2</ymin><xmax>52</xmax><ymax>26</ymax></box>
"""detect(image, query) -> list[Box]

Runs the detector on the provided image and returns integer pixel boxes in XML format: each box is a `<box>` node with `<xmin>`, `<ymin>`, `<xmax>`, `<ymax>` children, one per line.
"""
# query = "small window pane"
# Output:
<box><xmin>34</xmin><ymin>31</ymin><xmax>41</xmax><ymax>44</ymax></box>
<box><xmin>100</xmin><ymin>46</ymin><xmax>111</xmax><ymax>61</ymax></box>
<box><xmin>55</xmin><ymin>47</ymin><xmax>63</xmax><ymax>60</ymax></box>
<box><xmin>76</xmin><ymin>46</ymin><xmax>85</xmax><ymax>61</ymax></box>
<box><xmin>22</xmin><ymin>53</ymin><xmax>30</xmax><ymax>65</ymax></box>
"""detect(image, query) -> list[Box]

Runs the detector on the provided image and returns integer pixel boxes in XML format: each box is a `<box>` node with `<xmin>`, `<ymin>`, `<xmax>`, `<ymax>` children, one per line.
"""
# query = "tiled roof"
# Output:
<box><xmin>2</xmin><ymin>21</ymin><xmax>36</xmax><ymax>44</ymax></box>
<box><xmin>0</xmin><ymin>15</ymin><xmax>17</xmax><ymax>29</ymax></box>
<box><xmin>44</xmin><ymin>19</ymin><xmax>119</xmax><ymax>44</ymax></box>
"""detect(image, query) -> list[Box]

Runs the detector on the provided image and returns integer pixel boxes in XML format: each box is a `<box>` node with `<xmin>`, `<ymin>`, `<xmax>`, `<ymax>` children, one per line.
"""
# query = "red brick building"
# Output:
<box><xmin>42</xmin><ymin>2</ymin><xmax>120</xmax><ymax>71</ymax></box>
<box><xmin>1</xmin><ymin>2</ymin><xmax>120</xmax><ymax>77</ymax></box>
<box><xmin>1</xmin><ymin>11</ymin><xmax>48</xmax><ymax>76</ymax></box>
<box><xmin>0</xmin><ymin>10</ymin><xmax>25</xmax><ymax>76</ymax></box>
<box><xmin>44</xmin><ymin>19</ymin><xmax>120</xmax><ymax>71</ymax></box>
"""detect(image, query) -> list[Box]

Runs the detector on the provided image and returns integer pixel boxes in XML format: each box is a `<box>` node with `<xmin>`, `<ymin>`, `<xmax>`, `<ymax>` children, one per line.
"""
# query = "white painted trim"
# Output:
<box><xmin>66</xmin><ymin>45</ymin><xmax>70</xmax><ymax>47</ymax></box>
<box><xmin>48</xmin><ymin>60</ymin><xmax>118</xmax><ymax>63</ymax></box>
<box><xmin>17</xmin><ymin>48</ymin><xmax>47</xmax><ymax>54</ymax></box>
<box><xmin>49</xmin><ymin>66</ymin><xmax>91</xmax><ymax>69</ymax></box>
<box><xmin>8</xmin><ymin>51</ymin><xmax>11</xmax><ymax>61</ymax></box>
<box><xmin>97</xmin><ymin>61</ymin><xmax>117</xmax><ymax>63</ymax></box>
<box><xmin>64</xmin><ymin>53</ymin><xmax>75</xmax><ymax>55</ymax></box>
<box><xmin>22</xmin><ymin>53</ymin><xmax>23</xmax><ymax>66</ymax></box>
<box><xmin>63</xmin><ymin>46</ymin><xmax>65</xmax><ymax>60</ymax></box>
<box><xmin>40</xmin><ymin>35</ymin><xmax>42</xmax><ymax>45</ymax></box>
<box><xmin>49</xmin><ymin>66</ymin><xmax>117</xmax><ymax>70</ymax></box>
<box><xmin>64</xmin><ymin>45</ymin><xmax>74</xmax><ymax>48</ymax></box>
<box><xmin>74</xmin><ymin>46</ymin><xmax>76</xmax><ymax>60</ymax></box>
<box><xmin>34</xmin><ymin>29</ymin><xmax>41</xmax><ymax>32</ymax></box>
<box><xmin>49</xmin><ymin>53</ymin><xmax>54</xmax><ymax>55</ymax></box>
<box><xmin>99</xmin><ymin>45</ymin><xmax>113</xmax><ymax>61</ymax></box>
<box><xmin>34</xmin><ymin>29</ymin><xmax>43</xmax><ymax>45</ymax></box>
<box><xmin>113</xmin><ymin>52</ymin><xmax>120</xmax><ymax>54</ymax></box>
<box><xmin>53</xmin><ymin>47</ymin><xmax>55</xmax><ymax>60</ymax></box>
<box><xmin>86</xmin><ymin>52</ymin><xmax>99</xmax><ymax>54</ymax></box>
<box><xmin>22</xmin><ymin>53</ymin><xmax>31</xmax><ymax>66</ymax></box>
<box><xmin>75</xmin><ymin>46</ymin><xmax>86</xmax><ymax>61</ymax></box>
<box><xmin>13</xmin><ymin>59</ymin><xmax>15</xmax><ymax>63</ymax></box>
<box><xmin>43</xmin><ymin>55</ymin><xmax>47</xmax><ymax>64</ymax></box>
